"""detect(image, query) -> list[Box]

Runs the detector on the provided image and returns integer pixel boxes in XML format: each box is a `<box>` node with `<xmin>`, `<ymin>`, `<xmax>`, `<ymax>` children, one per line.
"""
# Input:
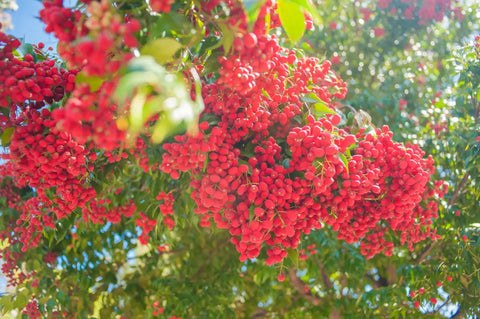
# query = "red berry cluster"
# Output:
<box><xmin>40</xmin><ymin>0</ymin><xmax>139</xmax><ymax>77</ymax></box>
<box><xmin>378</xmin><ymin>0</ymin><xmax>453</xmax><ymax>25</ymax></box>
<box><xmin>52</xmin><ymin>82</ymin><xmax>126</xmax><ymax>150</ymax></box>
<box><xmin>160</xmin><ymin>130</ymin><xmax>216</xmax><ymax>179</ymax></box>
<box><xmin>0</xmin><ymin>248</ymin><xmax>30</xmax><ymax>286</ymax></box>
<box><xmin>3</xmin><ymin>109</ymin><xmax>91</xmax><ymax>190</ymax></box>
<box><xmin>40</xmin><ymin>0</ymin><xmax>140</xmax><ymax>150</ymax></box>
<box><xmin>136</xmin><ymin>212</ymin><xmax>158</xmax><ymax>245</ymax></box>
<box><xmin>157</xmin><ymin>191</ymin><xmax>175</xmax><ymax>230</ymax></box>
<box><xmin>22</xmin><ymin>299</ymin><xmax>42</xmax><ymax>319</ymax></box>
<box><xmin>150</xmin><ymin>0</ymin><xmax>174</xmax><ymax>13</ymax></box>
<box><xmin>151</xmin><ymin>301</ymin><xmax>165</xmax><ymax>316</ymax></box>
<box><xmin>0</xmin><ymin>30</ymin><xmax>75</xmax><ymax>113</ymax></box>
<box><xmin>159</xmin><ymin>8</ymin><xmax>444</xmax><ymax>264</ymax></box>
<box><xmin>0</xmin><ymin>108</ymin><xmax>97</xmax><ymax>249</ymax></box>
<box><xmin>82</xmin><ymin>198</ymin><xmax>136</xmax><ymax>224</ymax></box>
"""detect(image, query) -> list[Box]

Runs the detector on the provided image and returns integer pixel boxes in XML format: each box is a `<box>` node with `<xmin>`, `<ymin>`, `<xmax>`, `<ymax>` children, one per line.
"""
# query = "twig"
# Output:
<box><xmin>416</xmin><ymin>241</ymin><xmax>438</xmax><ymax>265</ymax></box>
<box><xmin>288</xmin><ymin>267</ymin><xmax>325</xmax><ymax>305</ymax></box>
<box><xmin>448</xmin><ymin>172</ymin><xmax>470</xmax><ymax>206</ymax></box>
<box><xmin>433</xmin><ymin>296</ymin><xmax>450</xmax><ymax>314</ymax></box>
<box><xmin>338</xmin><ymin>104</ymin><xmax>357</xmax><ymax>113</ymax></box>
<box><xmin>417</xmin><ymin>172</ymin><xmax>470</xmax><ymax>264</ymax></box>
<box><xmin>319</xmin><ymin>261</ymin><xmax>333</xmax><ymax>290</ymax></box>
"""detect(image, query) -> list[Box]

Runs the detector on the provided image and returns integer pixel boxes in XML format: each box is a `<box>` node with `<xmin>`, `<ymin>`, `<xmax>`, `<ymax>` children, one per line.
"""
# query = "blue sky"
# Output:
<box><xmin>9</xmin><ymin>0</ymin><xmax>58</xmax><ymax>47</ymax></box>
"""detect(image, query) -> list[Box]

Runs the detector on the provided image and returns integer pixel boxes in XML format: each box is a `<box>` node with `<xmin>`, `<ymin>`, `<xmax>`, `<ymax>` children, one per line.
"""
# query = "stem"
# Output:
<box><xmin>448</xmin><ymin>172</ymin><xmax>470</xmax><ymax>207</ymax></box>
<box><xmin>288</xmin><ymin>267</ymin><xmax>325</xmax><ymax>305</ymax></box>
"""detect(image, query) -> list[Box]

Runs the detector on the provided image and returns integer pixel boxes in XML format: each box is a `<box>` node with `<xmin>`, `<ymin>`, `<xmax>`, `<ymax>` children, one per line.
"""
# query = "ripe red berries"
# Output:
<box><xmin>243</xmin><ymin>33</ymin><xmax>258</xmax><ymax>49</ymax></box>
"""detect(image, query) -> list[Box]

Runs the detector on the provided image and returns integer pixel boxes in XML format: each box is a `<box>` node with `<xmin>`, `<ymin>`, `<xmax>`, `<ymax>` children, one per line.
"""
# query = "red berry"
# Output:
<box><xmin>243</xmin><ymin>33</ymin><xmax>258</xmax><ymax>49</ymax></box>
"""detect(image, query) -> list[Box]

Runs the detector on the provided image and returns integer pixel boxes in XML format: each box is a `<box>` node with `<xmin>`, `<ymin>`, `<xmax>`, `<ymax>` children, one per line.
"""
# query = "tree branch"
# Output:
<box><xmin>365</xmin><ymin>273</ymin><xmax>389</xmax><ymax>288</ymax></box>
<box><xmin>416</xmin><ymin>241</ymin><xmax>438</xmax><ymax>265</ymax></box>
<box><xmin>250</xmin><ymin>309</ymin><xmax>267</xmax><ymax>319</ymax></box>
<box><xmin>449</xmin><ymin>172</ymin><xmax>470</xmax><ymax>207</ymax></box>
<box><xmin>417</xmin><ymin>172</ymin><xmax>470</xmax><ymax>265</ymax></box>
<box><xmin>319</xmin><ymin>260</ymin><xmax>333</xmax><ymax>290</ymax></box>
<box><xmin>450</xmin><ymin>304</ymin><xmax>465</xmax><ymax>319</ymax></box>
<box><xmin>288</xmin><ymin>267</ymin><xmax>325</xmax><ymax>305</ymax></box>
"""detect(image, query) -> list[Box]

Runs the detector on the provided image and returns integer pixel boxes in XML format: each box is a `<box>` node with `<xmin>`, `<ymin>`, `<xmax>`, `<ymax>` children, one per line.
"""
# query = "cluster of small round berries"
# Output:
<box><xmin>22</xmin><ymin>299</ymin><xmax>41</xmax><ymax>318</ymax></box>
<box><xmin>378</xmin><ymin>0</ymin><xmax>454</xmax><ymax>25</ymax></box>
<box><xmin>159</xmin><ymin>12</ymin><xmax>443</xmax><ymax>265</ymax></box>
<box><xmin>0</xmin><ymin>30</ymin><xmax>74</xmax><ymax>114</ymax></box>
<box><xmin>136</xmin><ymin>212</ymin><xmax>158</xmax><ymax>245</ymax></box>
<box><xmin>157</xmin><ymin>191</ymin><xmax>175</xmax><ymax>230</ymax></box>
<box><xmin>40</xmin><ymin>0</ymin><xmax>140</xmax><ymax>150</ymax></box>
<box><xmin>150</xmin><ymin>0</ymin><xmax>174</xmax><ymax>13</ymax></box>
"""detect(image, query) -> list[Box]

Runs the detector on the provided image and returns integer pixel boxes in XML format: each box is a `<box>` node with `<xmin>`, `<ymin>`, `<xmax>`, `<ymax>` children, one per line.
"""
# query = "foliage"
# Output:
<box><xmin>0</xmin><ymin>0</ymin><xmax>479</xmax><ymax>318</ymax></box>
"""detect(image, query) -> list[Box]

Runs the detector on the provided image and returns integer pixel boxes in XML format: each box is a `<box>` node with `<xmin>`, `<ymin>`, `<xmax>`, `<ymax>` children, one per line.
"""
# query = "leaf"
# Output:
<box><xmin>19</xmin><ymin>43</ymin><xmax>36</xmax><ymax>60</ymax></box>
<box><xmin>14</xmin><ymin>291</ymin><xmax>28</xmax><ymax>309</ymax></box>
<box><xmin>249</xmin><ymin>205</ymin><xmax>255</xmax><ymax>225</ymax></box>
<box><xmin>338</xmin><ymin>153</ymin><xmax>349</xmax><ymax>175</ymax></box>
<box><xmin>140</xmin><ymin>38</ymin><xmax>183</xmax><ymax>65</ymax></box>
<box><xmin>75</xmin><ymin>72</ymin><xmax>105</xmax><ymax>92</ymax></box>
<box><xmin>287</xmin><ymin>248</ymin><xmax>299</xmax><ymax>264</ymax></box>
<box><xmin>277</xmin><ymin>0</ymin><xmax>306</xmax><ymax>42</ymax></box>
<box><xmin>218</xmin><ymin>23</ymin><xmax>235</xmax><ymax>54</ymax></box>
<box><xmin>149</xmin><ymin>12</ymin><xmax>193</xmax><ymax>37</ymax></box>
<box><xmin>46</xmin><ymin>298</ymin><xmax>56</xmax><ymax>311</ymax></box>
<box><xmin>129</xmin><ymin>90</ymin><xmax>148</xmax><ymax>134</ymax></box>
<box><xmin>151</xmin><ymin>115</ymin><xmax>174</xmax><ymax>144</ymax></box>
<box><xmin>314</xmin><ymin>102</ymin><xmax>336</xmax><ymax>114</ymax></box>
<box><xmin>0</xmin><ymin>127</ymin><xmax>14</xmax><ymax>146</ymax></box>
<box><xmin>287</xmin><ymin>0</ymin><xmax>322</xmax><ymax>24</ymax></box>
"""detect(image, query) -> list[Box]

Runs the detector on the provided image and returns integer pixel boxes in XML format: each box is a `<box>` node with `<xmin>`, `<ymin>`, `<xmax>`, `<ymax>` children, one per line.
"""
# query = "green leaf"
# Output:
<box><xmin>287</xmin><ymin>0</ymin><xmax>321</xmax><ymax>24</ymax></box>
<box><xmin>218</xmin><ymin>23</ymin><xmax>235</xmax><ymax>54</ymax></box>
<box><xmin>314</xmin><ymin>102</ymin><xmax>336</xmax><ymax>114</ymax></box>
<box><xmin>249</xmin><ymin>205</ymin><xmax>255</xmax><ymax>225</ymax></box>
<box><xmin>287</xmin><ymin>248</ymin><xmax>299</xmax><ymax>264</ymax></box>
<box><xmin>14</xmin><ymin>291</ymin><xmax>28</xmax><ymax>309</ymax></box>
<box><xmin>75</xmin><ymin>72</ymin><xmax>105</xmax><ymax>92</ymax></box>
<box><xmin>0</xmin><ymin>127</ymin><xmax>14</xmax><ymax>146</ymax></box>
<box><xmin>140</xmin><ymin>38</ymin><xmax>183</xmax><ymax>65</ymax></box>
<box><xmin>339</xmin><ymin>153</ymin><xmax>349</xmax><ymax>175</ymax></box>
<box><xmin>151</xmin><ymin>115</ymin><xmax>174</xmax><ymax>144</ymax></box>
<box><xmin>19</xmin><ymin>43</ymin><xmax>36</xmax><ymax>60</ymax></box>
<box><xmin>46</xmin><ymin>298</ymin><xmax>56</xmax><ymax>312</ymax></box>
<box><xmin>277</xmin><ymin>0</ymin><xmax>306</xmax><ymax>42</ymax></box>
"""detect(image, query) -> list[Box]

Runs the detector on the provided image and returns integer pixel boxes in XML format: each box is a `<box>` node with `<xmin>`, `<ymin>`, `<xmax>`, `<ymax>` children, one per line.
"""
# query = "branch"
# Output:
<box><xmin>473</xmin><ymin>96</ymin><xmax>479</xmax><ymax>122</ymax></box>
<box><xmin>451</xmin><ymin>304</ymin><xmax>465</xmax><ymax>319</ymax></box>
<box><xmin>433</xmin><ymin>296</ymin><xmax>450</xmax><ymax>314</ymax></box>
<box><xmin>416</xmin><ymin>241</ymin><xmax>438</xmax><ymax>265</ymax></box>
<box><xmin>288</xmin><ymin>267</ymin><xmax>325</xmax><ymax>305</ymax></box>
<box><xmin>365</xmin><ymin>273</ymin><xmax>389</xmax><ymax>288</ymax></box>
<box><xmin>250</xmin><ymin>309</ymin><xmax>267</xmax><ymax>319</ymax></box>
<box><xmin>338</xmin><ymin>104</ymin><xmax>357</xmax><ymax>113</ymax></box>
<box><xmin>449</xmin><ymin>172</ymin><xmax>470</xmax><ymax>207</ymax></box>
<box><xmin>319</xmin><ymin>261</ymin><xmax>333</xmax><ymax>290</ymax></box>
<box><xmin>416</xmin><ymin>172</ymin><xmax>470</xmax><ymax>265</ymax></box>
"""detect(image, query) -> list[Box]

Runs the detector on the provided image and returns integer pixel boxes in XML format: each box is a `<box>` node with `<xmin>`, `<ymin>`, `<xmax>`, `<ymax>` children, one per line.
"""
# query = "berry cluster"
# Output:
<box><xmin>0</xmin><ymin>108</ymin><xmax>96</xmax><ymax>249</ymax></box>
<box><xmin>0</xmin><ymin>30</ymin><xmax>74</xmax><ymax>115</ymax></box>
<box><xmin>40</xmin><ymin>0</ymin><xmax>138</xmax><ymax>77</ymax></box>
<box><xmin>136</xmin><ymin>212</ymin><xmax>158</xmax><ymax>245</ymax></box>
<box><xmin>51</xmin><ymin>82</ymin><xmax>126</xmax><ymax>151</ymax></box>
<box><xmin>150</xmin><ymin>0</ymin><xmax>174</xmax><ymax>13</ymax></box>
<box><xmin>40</xmin><ymin>0</ymin><xmax>140</xmax><ymax>150</ymax></box>
<box><xmin>378</xmin><ymin>0</ymin><xmax>453</xmax><ymax>24</ymax></box>
<box><xmin>158</xmin><ymin>5</ymin><xmax>444</xmax><ymax>264</ymax></box>
<box><xmin>157</xmin><ymin>191</ymin><xmax>175</xmax><ymax>230</ymax></box>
